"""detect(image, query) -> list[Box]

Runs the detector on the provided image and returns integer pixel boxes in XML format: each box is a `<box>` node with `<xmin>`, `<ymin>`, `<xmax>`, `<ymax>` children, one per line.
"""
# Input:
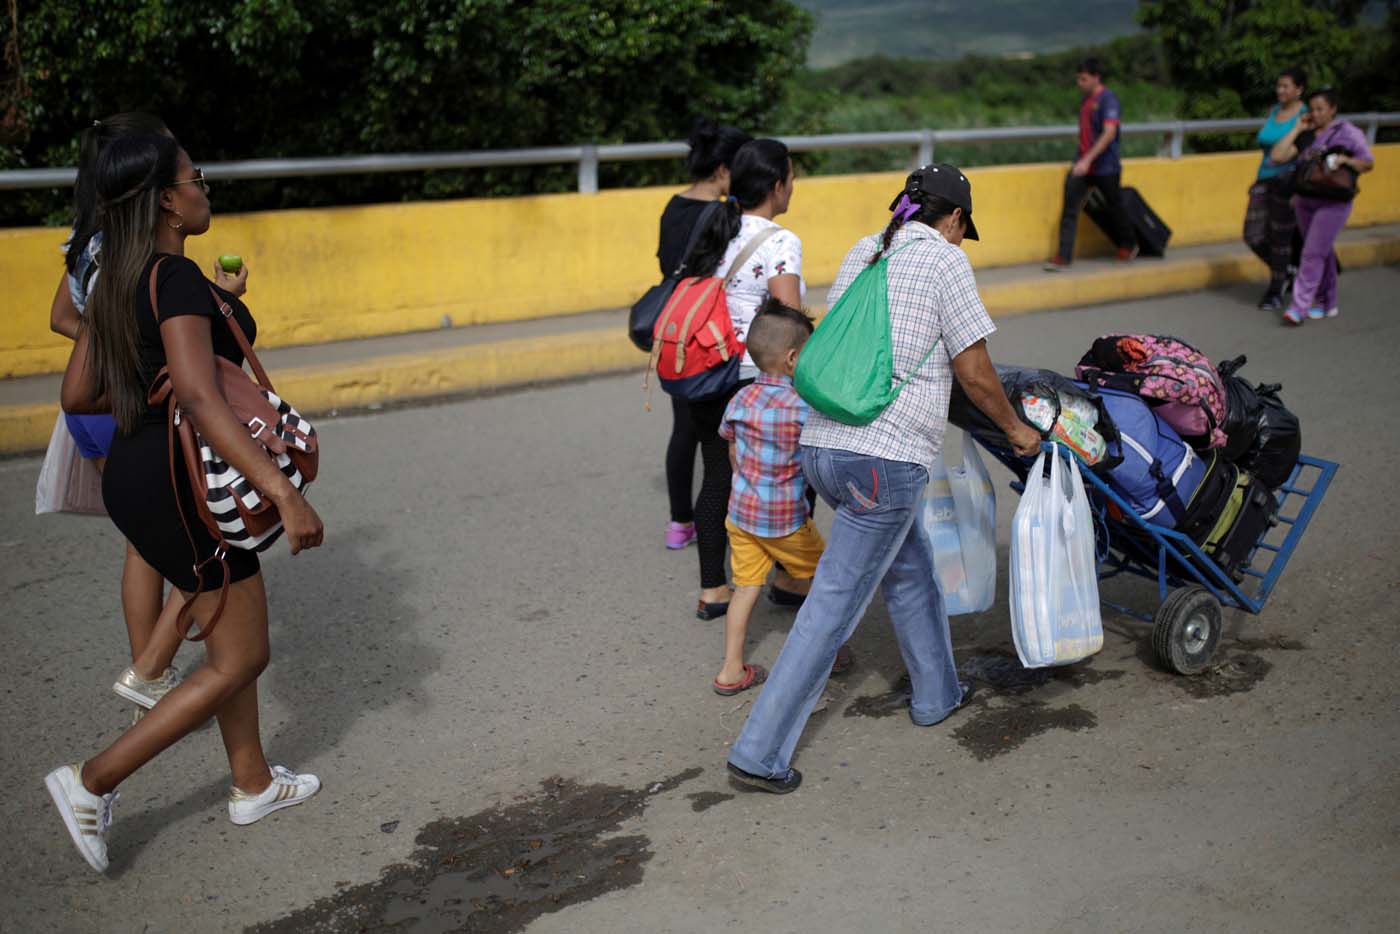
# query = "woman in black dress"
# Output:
<box><xmin>47</xmin><ymin>134</ymin><xmax>325</xmax><ymax>873</ymax></box>
<box><xmin>655</xmin><ymin>120</ymin><xmax>750</xmax><ymax>550</ymax></box>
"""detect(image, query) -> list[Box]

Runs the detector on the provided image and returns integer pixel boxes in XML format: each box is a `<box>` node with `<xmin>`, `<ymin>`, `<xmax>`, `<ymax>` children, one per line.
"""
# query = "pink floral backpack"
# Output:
<box><xmin>1076</xmin><ymin>334</ymin><xmax>1228</xmax><ymax>449</ymax></box>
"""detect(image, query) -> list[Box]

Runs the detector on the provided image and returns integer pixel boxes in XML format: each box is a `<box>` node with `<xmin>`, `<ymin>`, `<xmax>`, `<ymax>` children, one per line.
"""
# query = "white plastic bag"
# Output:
<box><xmin>35</xmin><ymin>413</ymin><xmax>107</xmax><ymax>517</ymax></box>
<box><xmin>922</xmin><ymin>430</ymin><xmax>996</xmax><ymax>615</ymax></box>
<box><xmin>1009</xmin><ymin>444</ymin><xmax>1102</xmax><ymax>667</ymax></box>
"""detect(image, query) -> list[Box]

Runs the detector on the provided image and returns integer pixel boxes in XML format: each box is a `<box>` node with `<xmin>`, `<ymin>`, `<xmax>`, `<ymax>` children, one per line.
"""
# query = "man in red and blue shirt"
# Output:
<box><xmin>713</xmin><ymin>301</ymin><xmax>826</xmax><ymax>696</ymax></box>
<box><xmin>1045</xmin><ymin>57</ymin><xmax>1137</xmax><ymax>269</ymax></box>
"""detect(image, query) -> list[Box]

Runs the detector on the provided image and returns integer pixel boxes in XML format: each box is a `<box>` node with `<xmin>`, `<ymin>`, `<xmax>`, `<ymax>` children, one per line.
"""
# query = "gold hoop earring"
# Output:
<box><xmin>165</xmin><ymin>210</ymin><xmax>184</xmax><ymax>231</ymax></box>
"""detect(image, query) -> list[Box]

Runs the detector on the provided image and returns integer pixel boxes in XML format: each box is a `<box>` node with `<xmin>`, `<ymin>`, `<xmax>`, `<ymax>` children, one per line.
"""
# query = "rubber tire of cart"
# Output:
<box><xmin>1152</xmin><ymin>586</ymin><xmax>1223</xmax><ymax>676</ymax></box>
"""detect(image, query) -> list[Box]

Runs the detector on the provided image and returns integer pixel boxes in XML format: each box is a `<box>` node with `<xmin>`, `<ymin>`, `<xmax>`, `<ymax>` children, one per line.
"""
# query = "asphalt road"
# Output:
<box><xmin>2</xmin><ymin>268</ymin><xmax>1396</xmax><ymax>934</ymax></box>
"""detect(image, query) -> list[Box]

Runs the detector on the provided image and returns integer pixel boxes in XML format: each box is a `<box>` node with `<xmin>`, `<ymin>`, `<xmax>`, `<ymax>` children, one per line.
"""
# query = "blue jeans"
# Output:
<box><xmin>728</xmin><ymin>447</ymin><xmax>963</xmax><ymax>778</ymax></box>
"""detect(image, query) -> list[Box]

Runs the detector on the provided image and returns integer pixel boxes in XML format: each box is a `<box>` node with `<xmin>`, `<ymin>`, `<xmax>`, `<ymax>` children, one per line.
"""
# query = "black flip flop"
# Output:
<box><xmin>768</xmin><ymin>585</ymin><xmax>806</xmax><ymax>608</ymax></box>
<box><xmin>696</xmin><ymin>599</ymin><xmax>729</xmax><ymax>620</ymax></box>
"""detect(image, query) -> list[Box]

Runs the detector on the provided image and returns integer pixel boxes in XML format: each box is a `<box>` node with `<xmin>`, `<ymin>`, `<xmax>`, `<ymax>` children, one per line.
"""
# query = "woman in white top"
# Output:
<box><xmin>680</xmin><ymin>138</ymin><xmax>807</xmax><ymax>620</ymax></box>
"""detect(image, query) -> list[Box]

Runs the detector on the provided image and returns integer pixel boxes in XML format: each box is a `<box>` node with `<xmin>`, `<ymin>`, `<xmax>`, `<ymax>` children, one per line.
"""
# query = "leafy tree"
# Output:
<box><xmin>0</xmin><ymin>0</ymin><xmax>813</xmax><ymax>224</ymax></box>
<box><xmin>1137</xmin><ymin>0</ymin><xmax>1359</xmax><ymax>118</ymax></box>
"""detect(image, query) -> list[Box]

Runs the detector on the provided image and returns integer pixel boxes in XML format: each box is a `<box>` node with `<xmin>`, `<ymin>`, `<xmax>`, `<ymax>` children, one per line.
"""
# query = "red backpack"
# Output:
<box><xmin>645</xmin><ymin>227</ymin><xmax>777</xmax><ymax>402</ymax></box>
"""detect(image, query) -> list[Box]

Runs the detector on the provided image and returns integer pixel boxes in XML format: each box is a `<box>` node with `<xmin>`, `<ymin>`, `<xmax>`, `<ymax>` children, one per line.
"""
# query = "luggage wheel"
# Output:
<box><xmin>1152</xmin><ymin>586</ymin><xmax>1222</xmax><ymax>676</ymax></box>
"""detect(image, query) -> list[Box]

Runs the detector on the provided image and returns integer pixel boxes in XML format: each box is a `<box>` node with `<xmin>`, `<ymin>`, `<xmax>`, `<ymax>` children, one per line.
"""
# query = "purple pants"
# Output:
<box><xmin>1291</xmin><ymin>195</ymin><xmax>1352</xmax><ymax>315</ymax></box>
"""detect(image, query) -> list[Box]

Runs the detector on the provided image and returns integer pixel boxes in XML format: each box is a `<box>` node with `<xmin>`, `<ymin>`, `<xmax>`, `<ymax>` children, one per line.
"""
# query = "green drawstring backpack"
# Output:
<box><xmin>794</xmin><ymin>240</ymin><xmax>943</xmax><ymax>425</ymax></box>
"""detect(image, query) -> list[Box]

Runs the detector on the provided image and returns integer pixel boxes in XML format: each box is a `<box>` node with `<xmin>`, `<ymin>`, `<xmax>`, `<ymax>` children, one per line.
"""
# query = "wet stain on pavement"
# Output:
<box><xmin>1232</xmin><ymin>634</ymin><xmax>1306</xmax><ymax>652</ymax></box>
<box><xmin>1169</xmin><ymin>652</ymin><xmax>1274</xmax><ymax>698</ymax></box>
<box><xmin>843</xmin><ymin>653</ymin><xmax>1123</xmax><ymax>719</ymax></box>
<box><xmin>952</xmin><ymin>702</ymin><xmax>1097</xmax><ymax>760</ymax></box>
<box><xmin>248</xmin><ymin>768</ymin><xmax>701</xmax><ymax>934</ymax></box>
<box><xmin>842</xmin><ymin>675</ymin><xmax>913</xmax><ymax>719</ymax></box>
<box><xmin>685</xmin><ymin>791</ymin><xmax>734</xmax><ymax>813</ymax></box>
<box><xmin>958</xmin><ymin>653</ymin><xmax>1125</xmax><ymax>695</ymax></box>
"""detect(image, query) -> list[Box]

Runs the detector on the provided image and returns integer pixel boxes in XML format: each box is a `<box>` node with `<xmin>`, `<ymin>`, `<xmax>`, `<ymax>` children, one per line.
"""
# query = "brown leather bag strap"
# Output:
<box><xmin>148</xmin><ymin>257</ymin><xmax>233</xmax><ymax>641</ymax></box>
<box><xmin>203</xmin><ymin>284</ymin><xmax>275</xmax><ymax>392</ymax></box>
<box><xmin>166</xmin><ymin>396</ymin><xmax>229</xmax><ymax>641</ymax></box>
<box><xmin>146</xmin><ymin>256</ymin><xmax>275</xmax><ymax>392</ymax></box>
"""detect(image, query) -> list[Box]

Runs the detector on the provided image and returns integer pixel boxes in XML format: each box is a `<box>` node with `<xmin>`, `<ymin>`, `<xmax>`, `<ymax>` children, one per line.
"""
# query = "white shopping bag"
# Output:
<box><xmin>922</xmin><ymin>430</ymin><xmax>996</xmax><ymax>615</ymax></box>
<box><xmin>1008</xmin><ymin>444</ymin><xmax>1102</xmax><ymax>667</ymax></box>
<box><xmin>35</xmin><ymin>414</ymin><xmax>107</xmax><ymax>517</ymax></box>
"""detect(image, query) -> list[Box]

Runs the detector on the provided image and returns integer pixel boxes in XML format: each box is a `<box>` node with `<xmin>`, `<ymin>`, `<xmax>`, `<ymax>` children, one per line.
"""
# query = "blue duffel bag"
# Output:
<box><xmin>1082</xmin><ymin>384</ymin><xmax>1207</xmax><ymax>528</ymax></box>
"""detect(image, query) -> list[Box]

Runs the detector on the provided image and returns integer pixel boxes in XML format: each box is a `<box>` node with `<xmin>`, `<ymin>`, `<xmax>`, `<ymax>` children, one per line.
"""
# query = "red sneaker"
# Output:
<box><xmin>1042</xmin><ymin>256</ymin><xmax>1070</xmax><ymax>272</ymax></box>
<box><xmin>1116</xmin><ymin>244</ymin><xmax>1140</xmax><ymax>262</ymax></box>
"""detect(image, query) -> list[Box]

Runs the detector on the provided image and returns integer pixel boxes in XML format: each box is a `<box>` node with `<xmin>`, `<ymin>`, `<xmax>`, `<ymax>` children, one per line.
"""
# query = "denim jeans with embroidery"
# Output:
<box><xmin>728</xmin><ymin>446</ymin><xmax>963</xmax><ymax>778</ymax></box>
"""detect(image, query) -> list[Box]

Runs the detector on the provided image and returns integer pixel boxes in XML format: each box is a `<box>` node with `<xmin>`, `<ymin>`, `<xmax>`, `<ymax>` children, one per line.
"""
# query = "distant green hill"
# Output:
<box><xmin>795</xmin><ymin>0</ymin><xmax>1142</xmax><ymax>67</ymax></box>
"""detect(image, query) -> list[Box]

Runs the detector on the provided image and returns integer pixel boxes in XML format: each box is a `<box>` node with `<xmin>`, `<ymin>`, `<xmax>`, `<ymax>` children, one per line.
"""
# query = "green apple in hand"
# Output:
<box><xmin>218</xmin><ymin>254</ymin><xmax>243</xmax><ymax>274</ymax></box>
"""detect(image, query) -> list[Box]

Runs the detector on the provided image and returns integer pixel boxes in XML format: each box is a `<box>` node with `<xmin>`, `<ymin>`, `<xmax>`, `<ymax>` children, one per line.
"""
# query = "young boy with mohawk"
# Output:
<box><xmin>713</xmin><ymin>297</ymin><xmax>850</xmax><ymax>694</ymax></box>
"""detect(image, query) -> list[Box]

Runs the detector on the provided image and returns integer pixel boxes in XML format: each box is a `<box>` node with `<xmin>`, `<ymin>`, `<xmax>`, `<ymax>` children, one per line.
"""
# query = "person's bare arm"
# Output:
<box><xmin>1341</xmin><ymin>154</ymin><xmax>1374</xmax><ymax>174</ymax></box>
<box><xmin>767</xmin><ymin>274</ymin><xmax>801</xmax><ymax>308</ymax></box>
<box><xmin>729</xmin><ymin>440</ymin><xmax>738</xmax><ymax>473</ymax></box>
<box><xmin>50</xmin><ymin>277</ymin><xmax>82</xmax><ymax>340</ymax></box>
<box><xmin>1270</xmin><ymin>113</ymin><xmax>1312</xmax><ymax>165</ymax></box>
<box><xmin>59</xmin><ymin>325</ymin><xmax>107</xmax><ymax>414</ymax></box>
<box><xmin>1073</xmin><ymin>123</ymin><xmax>1118</xmax><ymax>176</ymax></box>
<box><xmin>160</xmin><ymin>315</ymin><xmax>324</xmax><ymax>554</ymax></box>
<box><xmin>951</xmin><ymin>340</ymin><xmax>1041</xmax><ymax>456</ymax></box>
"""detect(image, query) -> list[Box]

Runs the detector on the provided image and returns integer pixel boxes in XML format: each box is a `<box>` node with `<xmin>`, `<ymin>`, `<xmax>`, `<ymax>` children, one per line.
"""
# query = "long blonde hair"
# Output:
<box><xmin>82</xmin><ymin>134</ymin><xmax>179</xmax><ymax>434</ymax></box>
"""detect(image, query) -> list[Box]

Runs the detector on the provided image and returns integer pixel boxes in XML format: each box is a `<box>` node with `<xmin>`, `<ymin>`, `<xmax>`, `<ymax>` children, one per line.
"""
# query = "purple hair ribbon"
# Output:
<box><xmin>891</xmin><ymin>193</ymin><xmax>919</xmax><ymax>226</ymax></box>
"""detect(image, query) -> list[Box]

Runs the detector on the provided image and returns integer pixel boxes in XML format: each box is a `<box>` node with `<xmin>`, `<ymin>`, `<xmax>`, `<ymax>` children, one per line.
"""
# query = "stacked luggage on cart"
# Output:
<box><xmin>949</xmin><ymin>334</ymin><xmax>1303</xmax><ymax>586</ymax></box>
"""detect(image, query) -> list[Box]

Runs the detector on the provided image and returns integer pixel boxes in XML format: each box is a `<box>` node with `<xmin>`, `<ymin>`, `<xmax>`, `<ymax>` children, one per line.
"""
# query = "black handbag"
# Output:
<box><xmin>628</xmin><ymin>200</ymin><xmax>723</xmax><ymax>352</ymax></box>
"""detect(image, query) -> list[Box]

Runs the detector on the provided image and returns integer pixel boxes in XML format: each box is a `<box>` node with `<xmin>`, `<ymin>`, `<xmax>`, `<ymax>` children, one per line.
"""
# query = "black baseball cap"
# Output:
<box><xmin>889</xmin><ymin>162</ymin><xmax>980</xmax><ymax>241</ymax></box>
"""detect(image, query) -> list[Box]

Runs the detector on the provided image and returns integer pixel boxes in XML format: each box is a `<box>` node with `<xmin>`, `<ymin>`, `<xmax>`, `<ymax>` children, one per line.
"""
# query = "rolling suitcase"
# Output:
<box><xmin>1086</xmin><ymin>186</ymin><xmax>1171</xmax><ymax>257</ymax></box>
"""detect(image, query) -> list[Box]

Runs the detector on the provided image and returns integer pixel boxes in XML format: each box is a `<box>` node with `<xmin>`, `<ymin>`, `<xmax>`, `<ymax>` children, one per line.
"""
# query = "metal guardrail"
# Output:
<box><xmin>2</xmin><ymin>113</ymin><xmax>1395</xmax><ymax>194</ymax></box>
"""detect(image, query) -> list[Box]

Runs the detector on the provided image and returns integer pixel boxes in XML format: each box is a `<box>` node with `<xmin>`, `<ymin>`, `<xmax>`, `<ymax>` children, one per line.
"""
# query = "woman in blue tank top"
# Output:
<box><xmin>1242</xmin><ymin>67</ymin><xmax>1306</xmax><ymax>310</ymax></box>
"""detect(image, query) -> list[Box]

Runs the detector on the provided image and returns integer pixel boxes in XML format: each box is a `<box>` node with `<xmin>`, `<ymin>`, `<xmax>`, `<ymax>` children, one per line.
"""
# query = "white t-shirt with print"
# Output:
<box><xmin>715</xmin><ymin>215</ymin><xmax>805</xmax><ymax>375</ymax></box>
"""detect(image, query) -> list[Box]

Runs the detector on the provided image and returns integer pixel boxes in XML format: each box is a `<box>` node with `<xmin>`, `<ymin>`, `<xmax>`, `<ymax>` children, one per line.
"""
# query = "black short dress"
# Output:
<box><xmin>103</xmin><ymin>254</ymin><xmax>261</xmax><ymax>593</ymax></box>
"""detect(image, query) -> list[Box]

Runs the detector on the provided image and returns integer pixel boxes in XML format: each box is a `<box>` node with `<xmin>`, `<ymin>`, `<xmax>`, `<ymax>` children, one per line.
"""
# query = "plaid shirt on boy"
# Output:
<box><xmin>719</xmin><ymin>374</ymin><xmax>810</xmax><ymax>538</ymax></box>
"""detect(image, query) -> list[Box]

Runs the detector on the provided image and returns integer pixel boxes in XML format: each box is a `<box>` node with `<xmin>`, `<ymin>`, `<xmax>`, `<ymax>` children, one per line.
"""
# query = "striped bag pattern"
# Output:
<box><xmin>195</xmin><ymin>389</ymin><xmax>316</xmax><ymax>552</ymax></box>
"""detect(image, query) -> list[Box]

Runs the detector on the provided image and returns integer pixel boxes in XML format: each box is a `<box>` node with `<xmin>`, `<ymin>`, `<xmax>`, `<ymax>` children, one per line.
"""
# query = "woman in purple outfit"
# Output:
<box><xmin>1269</xmin><ymin>88</ymin><xmax>1374</xmax><ymax>325</ymax></box>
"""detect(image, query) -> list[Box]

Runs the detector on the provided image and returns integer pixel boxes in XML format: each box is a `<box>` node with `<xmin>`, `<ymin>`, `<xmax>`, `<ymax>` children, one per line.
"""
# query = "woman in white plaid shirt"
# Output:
<box><xmin>727</xmin><ymin>164</ymin><xmax>1041</xmax><ymax>794</ymax></box>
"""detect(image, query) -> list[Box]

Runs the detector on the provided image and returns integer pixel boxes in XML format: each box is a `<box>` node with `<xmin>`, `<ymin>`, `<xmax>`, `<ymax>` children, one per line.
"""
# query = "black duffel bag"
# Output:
<box><xmin>628</xmin><ymin>200</ymin><xmax>723</xmax><ymax>352</ymax></box>
<box><xmin>1215</xmin><ymin>356</ymin><xmax>1300</xmax><ymax>489</ymax></box>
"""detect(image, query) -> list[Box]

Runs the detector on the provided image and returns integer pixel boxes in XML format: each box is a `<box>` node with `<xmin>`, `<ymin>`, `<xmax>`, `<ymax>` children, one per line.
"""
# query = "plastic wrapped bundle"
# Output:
<box><xmin>948</xmin><ymin>364</ymin><xmax>1115</xmax><ymax>468</ymax></box>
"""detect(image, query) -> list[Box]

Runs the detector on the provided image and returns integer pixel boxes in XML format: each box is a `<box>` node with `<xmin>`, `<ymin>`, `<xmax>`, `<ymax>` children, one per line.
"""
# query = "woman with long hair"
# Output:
<box><xmin>48</xmin><ymin>134</ymin><xmax>324</xmax><ymax>872</ymax></box>
<box><xmin>655</xmin><ymin>120</ymin><xmax>751</xmax><ymax>551</ymax></box>
<box><xmin>1269</xmin><ymin>88</ymin><xmax>1375</xmax><ymax>324</ymax></box>
<box><xmin>681</xmin><ymin>138</ymin><xmax>807</xmax><ymax>620</ymax></box>
<box><xmin>47</xmin><ymin>114</ymin><xmax>224</xmax><ymax>720</ymax></box>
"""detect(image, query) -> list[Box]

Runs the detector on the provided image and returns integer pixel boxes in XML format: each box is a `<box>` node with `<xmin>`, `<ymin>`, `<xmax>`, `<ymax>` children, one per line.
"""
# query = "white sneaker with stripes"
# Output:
<box><xmin>44</xmin><ymin>764</ymin><xmax>117</xmax><ymax>872</ymax></box>
<box><xmin>228</xmin><ymin>765</ymin><xmax>321</xmax><ymax>825</ymax></box>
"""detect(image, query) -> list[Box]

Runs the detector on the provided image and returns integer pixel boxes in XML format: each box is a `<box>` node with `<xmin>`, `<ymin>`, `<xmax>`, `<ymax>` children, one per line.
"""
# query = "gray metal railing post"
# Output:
<box><xmin>578</xmin><ymin>144</ymin><xmax>598</xmax><ymax>194</ymax></box>
<box><xmin>1169</xmin><ymin>122</ymin><xmax>1185</xmax><ymax>159</ymax></box>
<box><xmin>917</xmin><ymin>129</ymin><xmax>935</xmax><ymax>167</ymax></box>
<box><xmin>1365</xmin><ymin>113</ymin><xmax>1379</xmax><ymax>145</ymax></box>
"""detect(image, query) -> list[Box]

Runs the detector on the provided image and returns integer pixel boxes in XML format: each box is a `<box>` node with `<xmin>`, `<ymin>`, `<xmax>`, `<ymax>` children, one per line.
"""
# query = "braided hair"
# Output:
<box><xmin>867</xmin><ymin>192</ymin><xmax>961</xmax><ymax>266</ymax></box>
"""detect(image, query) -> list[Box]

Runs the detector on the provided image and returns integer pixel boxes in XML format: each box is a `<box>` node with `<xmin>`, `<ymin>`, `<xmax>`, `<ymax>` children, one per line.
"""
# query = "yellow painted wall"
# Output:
<box><xmin>3</xmin><ymin>144</ymin><xmax>1397</xmax><ymax>379</ymax></box>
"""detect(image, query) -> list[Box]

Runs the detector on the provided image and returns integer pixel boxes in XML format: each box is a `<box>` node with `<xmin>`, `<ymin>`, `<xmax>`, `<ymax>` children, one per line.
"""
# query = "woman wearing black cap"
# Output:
<box><xmin>726</xmin><ymin>164</ymin><xmax>1040</xmax><ymax>794</ymax></box>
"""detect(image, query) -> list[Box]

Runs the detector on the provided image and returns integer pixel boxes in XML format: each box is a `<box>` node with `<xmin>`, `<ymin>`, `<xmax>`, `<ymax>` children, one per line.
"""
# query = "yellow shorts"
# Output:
<box><xmin>726</xmin><ymin>518</ymin><xmax>826</xmax><ymax>587</ymax></box>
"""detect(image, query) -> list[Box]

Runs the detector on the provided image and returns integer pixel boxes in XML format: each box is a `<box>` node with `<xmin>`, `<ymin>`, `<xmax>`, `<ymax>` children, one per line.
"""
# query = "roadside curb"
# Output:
<box><xmin>3</xmin><ymin>234</ymin><xmax>1397</xmax><ymax>455</ymax></box>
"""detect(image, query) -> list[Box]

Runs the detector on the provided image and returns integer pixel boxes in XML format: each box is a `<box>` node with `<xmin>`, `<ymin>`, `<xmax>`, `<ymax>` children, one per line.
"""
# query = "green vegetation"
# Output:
<box><xmin>1</xmin><ymin>0</ymin><xmax>1396</xmax><ymax>226</ymax></box>
<box><xmin>795</xmin><ymin>0</ymin><xmax>1142</xmax><ymax>68</ymax></box>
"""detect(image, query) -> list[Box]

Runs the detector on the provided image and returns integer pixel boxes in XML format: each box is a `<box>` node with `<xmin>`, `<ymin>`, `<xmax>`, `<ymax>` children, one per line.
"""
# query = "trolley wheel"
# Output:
<box><xmin>1152</xmin><ymin>586</ymin><xmax>1222</xmax><ymax>676</ymax></box>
